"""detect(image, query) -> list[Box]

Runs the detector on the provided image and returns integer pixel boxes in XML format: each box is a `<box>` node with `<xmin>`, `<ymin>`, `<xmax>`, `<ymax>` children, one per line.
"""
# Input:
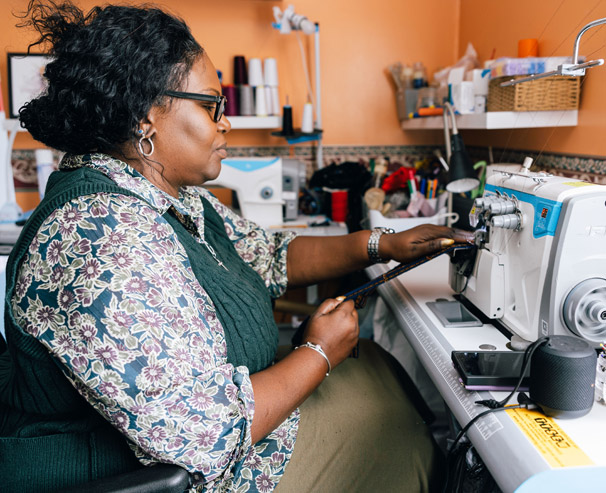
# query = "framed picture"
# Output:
<box><xmin>7</xmin><ymin>53</ymin><xmax>52</xmax><ymax>119</ymax></box>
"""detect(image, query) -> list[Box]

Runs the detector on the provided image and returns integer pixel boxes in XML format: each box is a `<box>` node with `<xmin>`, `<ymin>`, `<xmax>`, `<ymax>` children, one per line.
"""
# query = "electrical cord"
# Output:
<box><xmin>475</xmin><ymin>337</ymin><xmax>549</xmax><ymax>409</ymax></box>
<box><xmin>443</xmin><ymin>403</ymin><xmax>528</xmax><ymax>493</ymax></box>
<box><xmin>442</xmin><ymin>337</ymin><xmax>550</xmax><ymax>493</ymax></box>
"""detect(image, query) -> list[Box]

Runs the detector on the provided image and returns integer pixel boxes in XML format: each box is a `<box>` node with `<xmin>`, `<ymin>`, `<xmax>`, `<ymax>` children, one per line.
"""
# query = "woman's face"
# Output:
<box><xmin>146</xmin><ymin>53</ymin><xmax>231</xmax><ymax>197</ymax></box>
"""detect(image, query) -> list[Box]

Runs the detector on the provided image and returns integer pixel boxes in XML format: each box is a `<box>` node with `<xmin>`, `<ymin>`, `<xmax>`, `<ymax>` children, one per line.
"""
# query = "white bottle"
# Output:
<box><xmin>35</xmin><ymin>149</ymin><xmax>55</xmax><ymax>199</ymax></box>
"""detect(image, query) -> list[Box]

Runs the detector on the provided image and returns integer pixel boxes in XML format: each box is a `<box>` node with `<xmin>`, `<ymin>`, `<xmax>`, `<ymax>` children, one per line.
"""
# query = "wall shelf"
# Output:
<box><xmin>4</xmin><ymin>116</ymin><xmax>281</xmax><ymax>132</ymax></box>
<box><xmin>228</xmin><ymin>116</ymin><xmax>281</xmax><ymax>130</ymax></box>
<box><xmin>400</xmin><ymin>110</ymin><xmax>578</xmax><ymax>130</ymax></box>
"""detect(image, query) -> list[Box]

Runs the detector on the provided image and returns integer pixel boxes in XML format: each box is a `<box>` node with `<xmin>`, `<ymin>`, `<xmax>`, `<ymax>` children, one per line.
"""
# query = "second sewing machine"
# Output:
<box><xmin>206</xmin><ymin>157</ymin><xmax>306</xmax><ymax>227</ymax></box>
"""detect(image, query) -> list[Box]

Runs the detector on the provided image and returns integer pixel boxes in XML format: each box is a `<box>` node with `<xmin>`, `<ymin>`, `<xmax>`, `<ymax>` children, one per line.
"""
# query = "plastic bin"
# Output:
<box><xmin>368</xmin><ymin>207</ymin><xmax>453</xmax><ymax>232</ymax></box>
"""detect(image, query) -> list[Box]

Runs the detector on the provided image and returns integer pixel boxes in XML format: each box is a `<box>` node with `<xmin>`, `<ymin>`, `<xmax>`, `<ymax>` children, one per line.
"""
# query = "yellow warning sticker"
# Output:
<box><xmin>563</xmin><ymin>181</ymin><xmax>594</xmax><ymax>187</ymax></box>
<box><xmin>506</xmin><ymin>407</ymin><xmax>594</xmax><ymax>468</ymax></box>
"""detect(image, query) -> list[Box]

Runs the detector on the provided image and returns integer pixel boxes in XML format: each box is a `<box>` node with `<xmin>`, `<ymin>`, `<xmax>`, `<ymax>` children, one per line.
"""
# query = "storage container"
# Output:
<box><xmin>487</xmin><ymin>75</ymin><xmax>581</xmax><ymax>112</ymax></box>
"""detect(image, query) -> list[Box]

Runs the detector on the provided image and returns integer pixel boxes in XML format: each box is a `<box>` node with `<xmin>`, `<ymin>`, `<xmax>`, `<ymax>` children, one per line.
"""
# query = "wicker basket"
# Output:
<box><xmin>487</xmin><ymin>75</ymin><xmax>581</xmax><ymax>112</ymax></box>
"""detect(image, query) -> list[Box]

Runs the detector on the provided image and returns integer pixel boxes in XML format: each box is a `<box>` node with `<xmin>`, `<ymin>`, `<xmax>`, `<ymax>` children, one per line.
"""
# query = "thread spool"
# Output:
<box><xmin>301</xmin><ymin>102</ymin><xmax>314</xmax><ymax>133</ymax></box>
<box><xmin>239</xmin><ymin>85</ymin><xmax>254</xmax><ymax>116</ymax></box>
<box><xmin>234</xmin><ymin>55</ymin><xmax>247</xmax><ymax>85</ymax></box>
<box><xmin>222</xmin><ymin>85</ymin><xmax>238</xmax><ymax>116</ymax></box>
<box><xmin>255</xmin><ymin>85</ymin><xmax>268</xmax><ymax>117</ymax></box>
<box><xmin>281</xmin><ymin>104</ymin><xmax>294</xmax><ymax>135</ymax></box>
<box><xmin>264</xmin><ymin>86</ymin><xmax>274</xmax><ymax>116</ymax></box>
<box><xmin>263</xmin><ymin>57</ymin><xmax>279</xmax><ymax>87</ymax></box>
<box><xmin>248</xmin><ymin>58</ymin><xmax>264</xmax><ymax>87</ymax></box>
<box><xmin>268</xmin><ymin>87</ymin><xmax>280</xmax><ymax>116</ymax></box>
<box><xmin>518</xmin><ymin>38</ymin><xmax>539</xmax><ymax>58</ymax></box>
<box><xmin>330</xmin><ymin>189</ymin><xmax>348</xmax><ymax>222</ymax></box>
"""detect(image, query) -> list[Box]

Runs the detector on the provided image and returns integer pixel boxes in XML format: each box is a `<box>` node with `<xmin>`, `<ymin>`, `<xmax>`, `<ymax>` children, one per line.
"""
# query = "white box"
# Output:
<box><xmin>368</xmin><ymin>207</ymin><xmax>450</xmax><ymax>232</ymax></box>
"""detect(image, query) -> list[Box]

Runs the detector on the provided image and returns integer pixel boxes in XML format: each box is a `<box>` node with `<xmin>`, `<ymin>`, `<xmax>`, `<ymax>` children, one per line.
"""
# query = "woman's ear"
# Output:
<box><xmin>137</xmin><ymin>109</ymin><xmax>158</xmax><ymax>138</ymax></box>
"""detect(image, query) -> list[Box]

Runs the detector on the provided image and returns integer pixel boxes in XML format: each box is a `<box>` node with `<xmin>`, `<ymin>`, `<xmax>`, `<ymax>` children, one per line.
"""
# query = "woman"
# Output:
<box><xmin>0</xmin><ymin>1</ymin><xmax>471</xmax><ymax>492</ymax></box>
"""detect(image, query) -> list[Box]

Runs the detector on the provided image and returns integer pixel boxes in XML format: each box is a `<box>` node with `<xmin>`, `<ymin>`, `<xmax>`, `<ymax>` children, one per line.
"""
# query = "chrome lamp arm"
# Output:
<box><xmin>501</xmin><ymin>17</ymin><xmax>606</xmax><ymax>87</ymax></box>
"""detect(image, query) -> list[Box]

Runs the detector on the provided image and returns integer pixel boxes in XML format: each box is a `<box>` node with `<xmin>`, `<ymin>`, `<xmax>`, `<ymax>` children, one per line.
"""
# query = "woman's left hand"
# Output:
<box><xmin>378</xmin><ymin>224</ymin><xmax>475</xmax><ymax>264</ymax></box>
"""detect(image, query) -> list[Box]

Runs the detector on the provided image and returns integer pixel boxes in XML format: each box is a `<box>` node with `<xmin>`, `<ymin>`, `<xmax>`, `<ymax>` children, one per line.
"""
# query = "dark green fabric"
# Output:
<box><xmin>164</xmin><ymin>201</ymin><xmax>278</xmax><ymax>373</ymax></box>
<box><xmin>0</xmin><ymin>164</ymin><xmax>278</xmax><ymax>491</ymax></box>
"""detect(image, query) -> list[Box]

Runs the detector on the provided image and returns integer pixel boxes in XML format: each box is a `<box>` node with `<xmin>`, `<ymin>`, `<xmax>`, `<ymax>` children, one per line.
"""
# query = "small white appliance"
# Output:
<box><xmin>206</xmin><ymin>157</ymin><xmax>284</xmax><ymax>228</ymax></box>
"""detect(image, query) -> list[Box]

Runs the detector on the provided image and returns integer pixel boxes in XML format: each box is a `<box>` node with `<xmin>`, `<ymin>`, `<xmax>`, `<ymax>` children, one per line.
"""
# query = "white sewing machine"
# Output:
<box><xmin>450</xmin><ymin>159</ymin><xmax>606</xmax><ymax>346</ymax></box>
<box><xmin>206</xmin><ymin>157</ymin><xmax>284</xmax><ymax>227</ymax></box>
<box><xmin>205</xmin><ymin>157</ymin><xmax>305</xmax><ymax>228</ymax></box>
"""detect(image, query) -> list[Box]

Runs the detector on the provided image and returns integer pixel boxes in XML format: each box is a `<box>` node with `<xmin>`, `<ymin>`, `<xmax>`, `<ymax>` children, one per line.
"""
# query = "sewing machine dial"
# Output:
<box><xmin>563</xmin><ymin>278</ymin><xmax>606</xmax><ymax>342</ymax></box>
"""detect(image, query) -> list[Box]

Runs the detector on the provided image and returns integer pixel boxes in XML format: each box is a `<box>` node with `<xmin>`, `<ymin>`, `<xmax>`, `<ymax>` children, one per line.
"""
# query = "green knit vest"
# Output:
<box><xmin>0</xmin><ymin>165</ymin><xmax>278</xmax><ymax>491</ymax></box>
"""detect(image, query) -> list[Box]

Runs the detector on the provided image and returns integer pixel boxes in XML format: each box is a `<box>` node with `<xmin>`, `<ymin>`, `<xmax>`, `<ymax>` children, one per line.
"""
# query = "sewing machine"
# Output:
<box><xmin>450</xmin><ymin>159</ymin><xmax>606</xmax><ymax>346</ymax></box>
<box><xmin>206</xmin><ymin>157</ymin><xmax>303</xmax><ymax>227</ymax></box>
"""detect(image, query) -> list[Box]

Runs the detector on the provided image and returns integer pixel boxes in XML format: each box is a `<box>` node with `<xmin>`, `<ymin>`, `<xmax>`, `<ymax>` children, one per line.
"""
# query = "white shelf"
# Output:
<box><xmin>400</xmin><ymin>110</ymin><xmax>578</xmax><ymax>130</ymax></box>
<box><xmin>3</xmin><ymin>116</ymin><xmax>282</xmax><ymax>131</ymax></box>
<box><xmin>227</xmin><ymin>116</ymin><xmax>281</xmax><ymax>130</ymax></box>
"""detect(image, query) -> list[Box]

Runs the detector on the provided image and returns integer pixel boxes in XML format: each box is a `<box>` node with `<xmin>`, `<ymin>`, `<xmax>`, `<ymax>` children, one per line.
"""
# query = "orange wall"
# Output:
<box><xmin>459</xmin><ymin>0</ymin><xmax>606</xmax><ymax>157</ymax></box>
<box><xmin>2</xmin><ymin>0</ymin><xmax>458</xmax><ymax>150</ymax></box>
<box><xmin>2</xmin><ymin>0</ymin><xmax>605</xmax><ymax>157</ymax></box>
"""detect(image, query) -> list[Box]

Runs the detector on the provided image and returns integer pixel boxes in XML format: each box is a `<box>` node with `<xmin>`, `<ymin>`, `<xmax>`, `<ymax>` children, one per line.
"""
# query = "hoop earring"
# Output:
<box><xmin>138</xmin><ymin>135</ymin><xmax>154</xmax><ymax>157</ymax></box>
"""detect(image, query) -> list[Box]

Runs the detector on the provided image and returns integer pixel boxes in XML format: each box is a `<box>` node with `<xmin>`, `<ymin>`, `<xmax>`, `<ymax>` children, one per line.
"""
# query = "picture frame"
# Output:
<box><xmin>7</xmin><ymin>53</ymin><xmax>52</xmax><ymax>119</ymax></box>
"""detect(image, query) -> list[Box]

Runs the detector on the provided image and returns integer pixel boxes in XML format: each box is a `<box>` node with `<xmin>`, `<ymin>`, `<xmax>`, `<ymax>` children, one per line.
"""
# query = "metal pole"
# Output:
<box><xmin>314</xmin><ymin>23</ymin><xmax>323</xmax><ymax>170</ymax></box>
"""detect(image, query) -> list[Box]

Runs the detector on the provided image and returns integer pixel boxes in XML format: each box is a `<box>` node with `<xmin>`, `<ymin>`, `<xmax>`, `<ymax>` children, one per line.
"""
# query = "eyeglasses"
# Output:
<box><xmin>164</xmin><ymin>90</ymin><xmax>227</xmax><ymax>123</ymax></box>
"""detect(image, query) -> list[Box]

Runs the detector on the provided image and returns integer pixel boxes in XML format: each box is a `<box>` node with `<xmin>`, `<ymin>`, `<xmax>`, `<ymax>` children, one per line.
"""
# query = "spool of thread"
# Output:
<box><xmin>263</xmin><ymin>57</ymin><xmax>279</xmax><ymax>87</ymax></box>
<box><xmin>264</xmin><ymin>86</ymin><xmax>274</xmax><ymax>116</ymax></box>
<box><xmin>35</xmin><ymin>149</ymin><xmax>54</xmax><ymax>199</ymax></box>
<box><xmin>268</xmin><ymin>87</ymin><xmax>280</xmax><ymax>116</ymax></box>
<box><xmin>330</xmin><ymin>190</ymin><xmax>348</xmax><ymax>222</ymax></box>
<box><xmin>239</xmin><ymin>85</ymin><xmax>254</xmax><ymax>116</ymax></box>
<box><xmin>301</xmin><ymin>102</ymin><xmax>314</xmax><ymax>133</ymax></box>
<box><xmin>281</xmin><ymin>105</ymin><xmax>294</xmax><ymax>135</ymax></box>
<box><xmin>248</xmin><ymin>58</ymin><xmax>264</xmax><ymax>87</ymax></box>
<box><xmin>255</xmin><ymin>85</ymin><xmax>268</xmax><ymax>117</ymax></box>
<box><xmin>234</xmin><ymin>55</ymin><xmax>247</xmax><ymax>85</ymax></box>
<box><xmin>222</xmin><ymin>85</ymin><xmax>238</xmax><ymax>116</ymax></box>
<box><xmin>518</xmin><ymin>38</ymin><xmax>538</xmax><ymax>58</ymax></box>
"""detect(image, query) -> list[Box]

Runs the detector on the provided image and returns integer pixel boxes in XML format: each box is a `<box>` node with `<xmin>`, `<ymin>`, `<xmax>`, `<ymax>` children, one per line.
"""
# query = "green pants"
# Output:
<box><xmin>276</xmin><ymin>339</ymin><xmax>445</xmax><ymax>493</ymax></box>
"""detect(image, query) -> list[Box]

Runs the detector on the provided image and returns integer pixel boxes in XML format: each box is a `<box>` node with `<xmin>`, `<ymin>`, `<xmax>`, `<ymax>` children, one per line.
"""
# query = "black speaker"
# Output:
<box><xmin>530</xmin><ymin>336</ymin><xmax>597</xmax><ymax>419</ymax></box>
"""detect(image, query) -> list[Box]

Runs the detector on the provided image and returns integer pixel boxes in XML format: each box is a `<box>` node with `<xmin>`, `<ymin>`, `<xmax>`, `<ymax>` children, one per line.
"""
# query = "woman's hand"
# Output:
<box><xmin>379</xmin><ymin>224</ymin><xmax>475</xmax><ymax>264</ymax></box>
<box><xmin>302</xmin><ymin>298</ymin><xmax>359</xmax><ymax>369</ymax></box>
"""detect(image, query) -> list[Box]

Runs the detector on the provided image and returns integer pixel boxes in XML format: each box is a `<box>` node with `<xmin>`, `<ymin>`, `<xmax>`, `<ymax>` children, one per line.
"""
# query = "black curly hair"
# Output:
<box><xmin>16</xmin><ymin>1</ymin><xmax>203</xmax><ymax>155</ymax></box>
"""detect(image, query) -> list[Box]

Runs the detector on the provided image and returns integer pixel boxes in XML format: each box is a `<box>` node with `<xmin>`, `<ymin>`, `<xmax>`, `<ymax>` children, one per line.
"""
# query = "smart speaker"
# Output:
<box><xmin>530</xmin><ymin>336</ymin><xmax>597</xmax><ymax>419</ymax></box>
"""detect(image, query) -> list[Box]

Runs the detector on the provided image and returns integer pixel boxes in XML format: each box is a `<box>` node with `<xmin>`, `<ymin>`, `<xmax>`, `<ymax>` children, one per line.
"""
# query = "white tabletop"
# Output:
<box><xmin>267</xmin><ymin>215</ymin><xmax>348</xmax><ymax>237</ymax></box>
<box><xmin>367</xmin><ymin>255</ymin><xmax>606</xmax><ymax>492</ymax></box>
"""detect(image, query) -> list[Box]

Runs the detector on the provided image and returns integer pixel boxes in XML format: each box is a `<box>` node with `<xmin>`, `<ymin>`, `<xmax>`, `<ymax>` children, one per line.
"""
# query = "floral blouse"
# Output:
<box><xmin>11</xmin><ymin>153</ymin><xmax>299</xmax><ymax>492</ymax></box>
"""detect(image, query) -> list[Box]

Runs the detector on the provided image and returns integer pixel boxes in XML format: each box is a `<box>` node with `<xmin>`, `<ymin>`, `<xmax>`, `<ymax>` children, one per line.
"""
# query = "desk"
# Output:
<box><xmin>267</xmin><ymin>214</ymin><xmax>347</xmax><ymax>238</ymax></box>
<box><xmin>367</xmin><ymin>255</ymin><xmax>606</xmax><ymax>493</ymax></box>
<box><xmin>271</xmin><ymin>216</ymin><xmax>348</xmax><ymax>306</ymax></box>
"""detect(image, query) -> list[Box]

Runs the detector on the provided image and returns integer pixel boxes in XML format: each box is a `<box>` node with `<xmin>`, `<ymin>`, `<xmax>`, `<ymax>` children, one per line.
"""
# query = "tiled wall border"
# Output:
<box><xmin>12</xmin><ymin>145</ymin><xmax>606</xmax><ymax>191</ymax></box>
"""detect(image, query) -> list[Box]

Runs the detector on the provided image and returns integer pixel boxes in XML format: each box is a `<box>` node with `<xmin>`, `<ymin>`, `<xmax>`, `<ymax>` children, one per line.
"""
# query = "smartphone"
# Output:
<box><xmin>451</xmin><ymin>350</ymin><xmax>530</xmax><ymax>391</ymax></box>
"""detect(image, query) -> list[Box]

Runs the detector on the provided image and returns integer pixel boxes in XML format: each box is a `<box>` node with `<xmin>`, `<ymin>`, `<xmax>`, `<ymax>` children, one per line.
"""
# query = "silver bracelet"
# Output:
<box><xmin>294</xmin><ymin>342</ymin><xmax>331</xmax><ymax>376</ymax></box>
<box><xmin>367</xmin><ymin>227</ymin><xmax>395</xmax><ymax>264</ymax></box>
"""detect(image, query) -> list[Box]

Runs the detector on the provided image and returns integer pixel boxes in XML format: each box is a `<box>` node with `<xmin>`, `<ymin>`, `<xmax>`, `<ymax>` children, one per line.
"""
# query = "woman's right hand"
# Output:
<box><xmin>302</xmin><ymin>298</ymin><xmax>359</xmax><ymax>369</ymax></box>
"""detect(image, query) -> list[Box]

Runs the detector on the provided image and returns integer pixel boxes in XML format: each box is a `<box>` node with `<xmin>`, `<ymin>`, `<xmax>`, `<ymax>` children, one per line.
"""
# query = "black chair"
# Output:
<box><xmin>0</xmin><ymin>331</ymin><xmax>190</xmax><ymax>493</ymax></box>
<box><xmin>62</xmin><ymin>463</ymin><xmax>191</xmax><ymax>493</ymax></box>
